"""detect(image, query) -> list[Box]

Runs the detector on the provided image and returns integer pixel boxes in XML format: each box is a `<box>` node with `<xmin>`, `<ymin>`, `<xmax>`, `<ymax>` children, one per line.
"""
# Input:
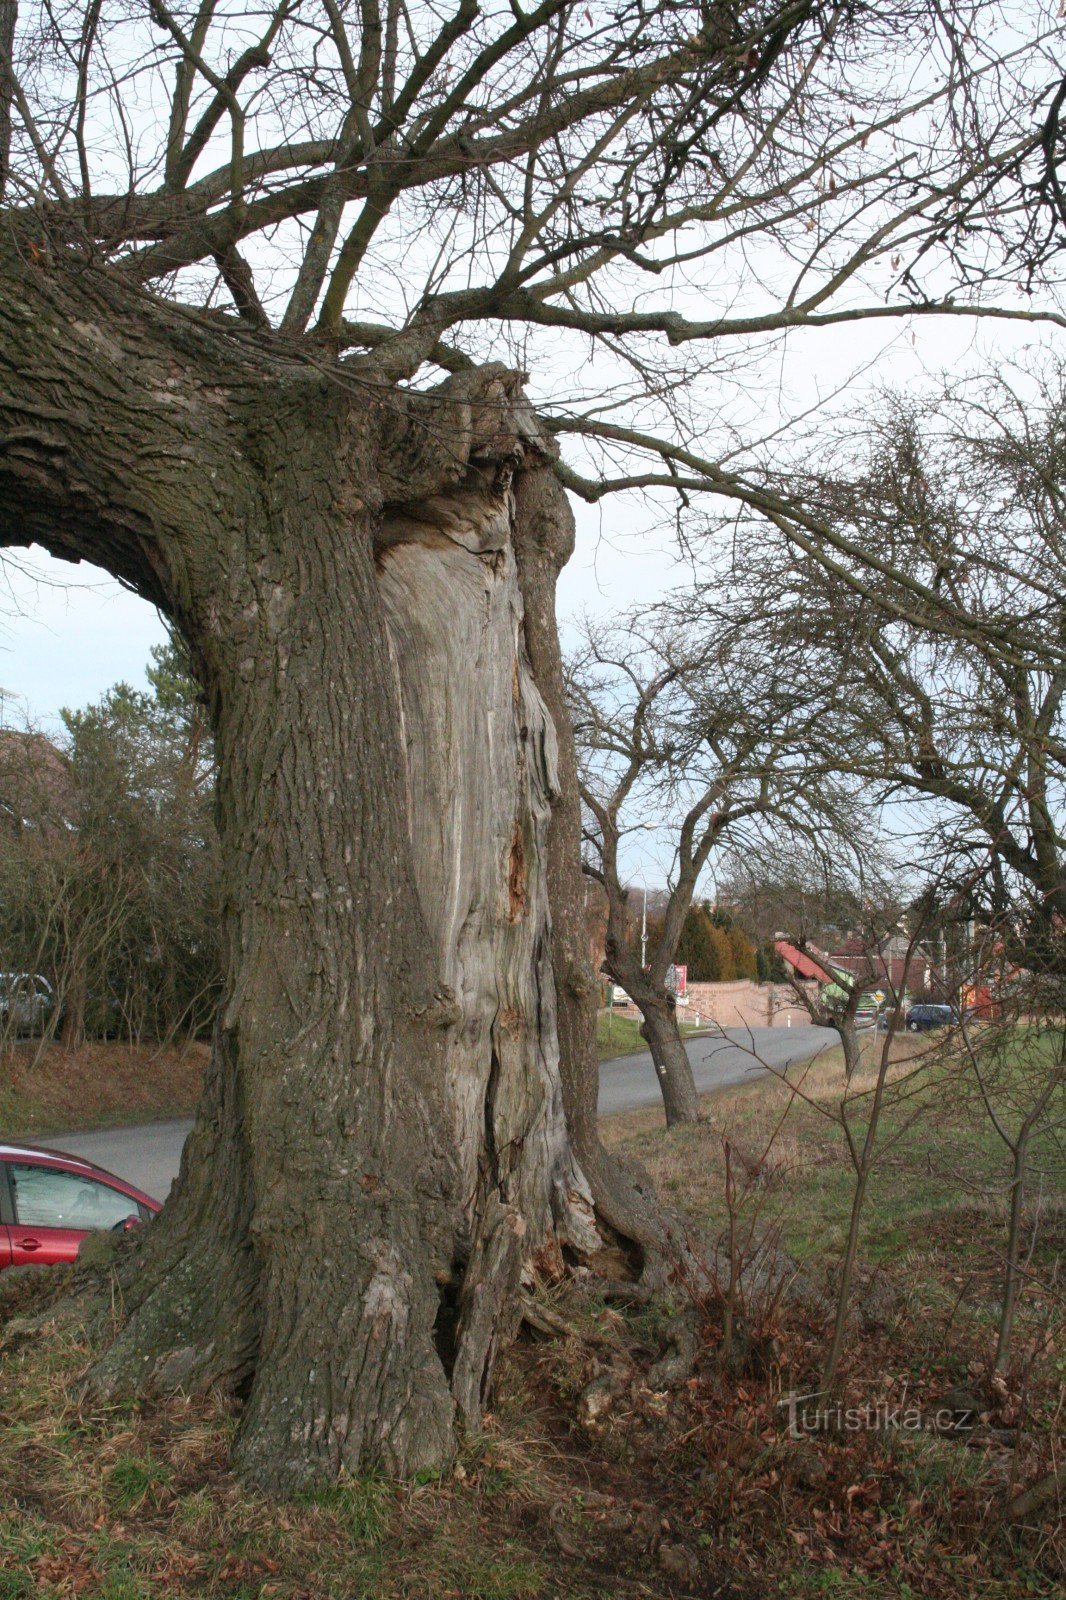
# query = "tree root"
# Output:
<box><xmin>518</xmin><ymin>1291</ymin><xmax>616</xmax><ymax>1348</ymax></box>
<box><xmin>1003</xmin><ymin>1463</ymin><xmax>1066</xmax><ymax>1523</ymax></box>
<box><xmin>646</xmin><ymin>1305</ymin><xmax>701</xmax><ymax>1391</ymax></box>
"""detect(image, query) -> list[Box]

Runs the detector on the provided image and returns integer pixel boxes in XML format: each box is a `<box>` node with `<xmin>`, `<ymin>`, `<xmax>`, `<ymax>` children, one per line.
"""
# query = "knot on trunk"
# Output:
<box><xmin>413</xmin><ymin>986</ymin><xmax>463</xmax><ymax>1029</ymax></box>
<box><xmin>566</xmin><ymin>959</ymin><xmax>595</xmax><ymax>998</ymax></box>
<box><xmin>378</xmin><ymin>365</ymin><xmax>553</xmax><ymax>513</ymax></box>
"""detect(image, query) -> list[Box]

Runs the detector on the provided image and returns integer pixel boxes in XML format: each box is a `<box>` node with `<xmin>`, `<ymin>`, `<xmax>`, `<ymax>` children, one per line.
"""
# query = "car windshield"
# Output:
<box><xmin>9</xmin><ymin>1163</ymin><xmax>137</xmax><ymax>1229</ymax></box>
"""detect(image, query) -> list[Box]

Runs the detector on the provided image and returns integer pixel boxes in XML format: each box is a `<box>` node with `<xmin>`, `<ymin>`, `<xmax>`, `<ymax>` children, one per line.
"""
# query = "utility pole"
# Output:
<box><xmin>641</xmin><ymin>885</ymin><xmax>648</xmax><ymax>970</ymax></box>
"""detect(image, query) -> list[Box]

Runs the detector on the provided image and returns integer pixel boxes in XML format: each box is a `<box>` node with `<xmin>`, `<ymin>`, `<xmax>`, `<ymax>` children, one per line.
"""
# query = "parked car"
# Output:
<box><xmin>0</xmin><ymin>972</ymin><xmax>54</xmax><ymax>1034</ymax></box>
<box><xmin>0</xmin><ymin>1143</ymin><xmax>160</xmax><ymax>1270</ymax></box>
<box><xmin>904</xmin><ymin>1003</ymin><xmax>957</xmax><ymax>1033</ymax></box>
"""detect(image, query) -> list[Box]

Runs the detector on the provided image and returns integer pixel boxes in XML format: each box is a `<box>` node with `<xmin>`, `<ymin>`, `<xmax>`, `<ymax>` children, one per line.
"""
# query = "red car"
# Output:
<box><xmin>0</xmin><ymin>1142</ymin><xmax>160</xmax><ymax>1270</ymax></box>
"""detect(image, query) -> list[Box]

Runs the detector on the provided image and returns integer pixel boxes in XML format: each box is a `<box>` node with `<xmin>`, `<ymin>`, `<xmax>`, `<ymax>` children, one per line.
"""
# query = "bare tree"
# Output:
<box><xmin>692</xmin><ymin>363</ymin><xmax>1066</xmax><ymax>1388</ymax></box>
<box><xmin>0</xmin><ymin>0</ymin><xmax>1062</xmax><ymax>1490</ymax></box>
<box><xmin>704</xmin><ymin>362</ymin><xmax>1066</xmax><ymax>983</ymax></box>
<box><xmin>818</xmin><ymin>918</ymin><xmax>932</xmax><ymax>1395</ymax></box>
<box><xmin>570</xmin><ymin>608</ymin><xmax>850</xmax><ymax>1122</ymax></box>
<box><xmin>957</xmin><ymin>984</ymin><xmax>1066</xmax><ymax>1377</ymax></box>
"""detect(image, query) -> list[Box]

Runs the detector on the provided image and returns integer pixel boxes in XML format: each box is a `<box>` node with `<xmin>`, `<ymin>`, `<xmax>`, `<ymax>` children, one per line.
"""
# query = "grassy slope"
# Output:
<box><xmin>0</xmin><ymin>1041</ymin><xmax>207</xmax><ymax>1137</ymax></box>
<box><xmin>596</xmin><ymin>1010</ymin><xmax>645</xmax><ymax>1060</ymax></box>
<box><xmin>596</xmin><ymin>1009</ymin><xmax>706</xmax><ymax>1062</ymax></box>
<box><xmin>603</xmin><ymin>1028</ymin><xmax>1065</xmax><ymax>1273</ymax></box>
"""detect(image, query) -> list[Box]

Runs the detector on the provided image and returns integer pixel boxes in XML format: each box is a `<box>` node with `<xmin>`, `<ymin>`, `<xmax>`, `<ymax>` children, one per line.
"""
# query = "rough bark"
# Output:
<box><xmin>0</xmin><ymin>241</ymin><xmax>597</xmax><ymax>1488</ymax></box>
<box><xmin>633</xmin><ymin>991</ymin><xmax>701</xmax><ymax>1126</ymax></box>
<box><xmin>0</xmin><ymin>0</ymin><xmax>14</xmax><ymax>200</ymax></box>
<box><xmin>513</xmin><ymin>463</ymin><xmax>693</xmax><ymax>1285</ymax></box>
<box><xmin>601</xmin><ymin>930</ymin><xmax>701</xmax><ymax>1127</ymax></box>
<box><xmin>86</xmin><ymin>351</ymin><xmax>466</xmax><ymax>1489</ymax></box>
<box><xmin>0</xmin><ymin>233</ymin><xmax>698</xmax><ymax>1485</ymax></box>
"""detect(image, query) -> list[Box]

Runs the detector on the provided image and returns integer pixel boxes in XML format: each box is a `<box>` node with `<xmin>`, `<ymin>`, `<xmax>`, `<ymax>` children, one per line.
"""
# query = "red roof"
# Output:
<box><xmin>775</xmin><ymin>940</ymin><xmax>835</xmax><ymax>985</ymax></box>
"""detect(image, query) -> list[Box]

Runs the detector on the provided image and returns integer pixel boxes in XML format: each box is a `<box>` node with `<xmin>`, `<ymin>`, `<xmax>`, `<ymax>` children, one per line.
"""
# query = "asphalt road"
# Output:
<box><xmin>38</xmin><ymin>1116</ymin><xmax>197</xmax><ymax>1206</ymax></box>
<box><xmin>36</xmin><ymin>1024</ymin><xmax>834</xmax><ymax>1203</ymax></box>
<box><xmin>598</xmin><ymin>1022</ymin><xmax>833</xmax><ymax>1116</ymax></box>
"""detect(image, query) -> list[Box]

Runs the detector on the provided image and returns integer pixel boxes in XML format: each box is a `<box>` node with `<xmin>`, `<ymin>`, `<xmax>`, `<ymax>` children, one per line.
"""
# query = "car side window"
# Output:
<box><xmin>9</xmin><ymin>1163</ymin><xmax>137</xmax><ymax>1230</ymax></box>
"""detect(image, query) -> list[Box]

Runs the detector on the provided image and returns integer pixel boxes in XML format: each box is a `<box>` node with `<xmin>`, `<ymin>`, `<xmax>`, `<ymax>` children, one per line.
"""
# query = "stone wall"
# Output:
<box><xmin>684</xmin><ymin>980</ymin><xmax>813</xmax><ymax>1030</ymax></box>
<box><xmin>612</xmin><ymin>979</ymin><xmax>815</xmax><ymax>1031</ymax></box>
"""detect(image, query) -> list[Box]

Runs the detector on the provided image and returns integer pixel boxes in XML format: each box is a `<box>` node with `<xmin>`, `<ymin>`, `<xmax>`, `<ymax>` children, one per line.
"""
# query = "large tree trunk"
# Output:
<box><xmin>0</xmin><ymin>241</ymin><xmax>603</xmax><ymax>1488</ymax></box>
<box><xmin>88</xmin><ymin>374</ymin><xmax>598</xmax><ymax>1490</ymax></box>
<box><xmin>87</xmin><ymin>375</ymin><xmax>471</xmax><ymax>1489</ymax></box>
<box><xmin>0</xmin><ymin>241</ymin><xmax>664</xmax><ymax>1487</ymax></box>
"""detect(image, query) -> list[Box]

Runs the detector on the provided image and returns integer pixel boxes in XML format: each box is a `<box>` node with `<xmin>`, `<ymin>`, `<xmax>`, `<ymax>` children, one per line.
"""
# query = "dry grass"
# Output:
<box><xmin>0</xmin><ymin>1040</ymin><xmax>207</xmax><ymax>1137</ymax></box>
<box><xmin>1</xmin><ymin>1262</ymin><xmax>1060</xmax><ymax>1600</ymax></box>
<box><xmin>0</xmin><ymin>1303</ymin><xmax>749</xmax><ymax>1600</ymax></box>
<box><xmin>603</xmin><ymin>1029</ymin><xmax>1064</xmax><ymax>1266</ymax></box>
<box><xmin>0</xmin><ymin>1025</ymin><xmax>1062</xmax><ymax>1599</ymax></box>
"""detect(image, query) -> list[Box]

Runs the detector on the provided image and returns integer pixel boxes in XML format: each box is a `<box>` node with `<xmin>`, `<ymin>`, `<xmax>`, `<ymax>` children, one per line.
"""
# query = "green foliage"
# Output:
<box><xmin>675</xmin><ymin>902</ymin><xmax>758</xmax><ymax>981</ymax></box>
<box><xmin>675</xmin><ymin>903</ymin><xmax>718</xmax><ymax>979</ymax></box>
<box><xmin>106</xmin><ymin>1453</ymin><xmax>171</xmax><ymax>1514</ymax></box>
<box><xmin>728</xmin><ymin>924</ymin><xmax>758</xmax><ymax>980</ymax></box>
<box><xmin>144</xmin><ymin>637</ymin><xmax>202</xmax><ymax>732</ymax></box>
<box><xmin>707</xmin><ymin>923</ymin><xmax>737</xmax><ymax>980</ymax></box>
<box><xmin>757</xmin><ymin>939</ymin><xmax>788</xmax><ymax>983</ymax></box>
<box><xmin>0</xmin><ymin>635</ymin><xmax>221</xmax><ymax>1046</ymax></box>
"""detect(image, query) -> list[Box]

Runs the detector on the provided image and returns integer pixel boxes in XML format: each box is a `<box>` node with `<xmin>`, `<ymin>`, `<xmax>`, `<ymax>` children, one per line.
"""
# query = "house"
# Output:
<box><xmin>774</xmin><ymin>939</ymin><xmax>836</xmax><ymax>986</ymax></box>
<box><xmin>825</xmin><ymin>932</ymin><xmax>936</xmax><ymax>996</ymax></box>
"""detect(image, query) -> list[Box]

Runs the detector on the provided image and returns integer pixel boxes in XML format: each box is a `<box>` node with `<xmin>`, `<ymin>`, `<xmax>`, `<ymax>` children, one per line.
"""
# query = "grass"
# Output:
<box><xmin>0</xmin><ymin>1324</ymin><xmax>612</xmax><ymax>1600</ymax></box>
<box><xmin>604</xmin><ymin>1026</ymin><xmax>1066</xmax><ymax>1272</ymax></box>
<box><xmin>1</xmin><ymin>1022</ymin><xmax>1061</xmax><ymax>1599</ymax></box>
<box><xmin>0</xmin><ymin>1038</ymin><xmax>207</xmax><ymax>1137</ymax></box>
<box><xmin>596</xmin><ymin>1009</ymin><xmax>646</xmax><ymax>1059</ymax></box>
<box><xmin>596</xmin><ymin>1007</ymin><xmax>708</xmax><ymax>1062</ymax></box>
<box><xmin>295</xmin><ymin>1473</ymin><xmax>392</xmax><ymax>1542</ymax></box>
<box><xmin>2</xmin><ymin>1272</ymin><xmax>1059</xmax><ymax>1600</ymax></box>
